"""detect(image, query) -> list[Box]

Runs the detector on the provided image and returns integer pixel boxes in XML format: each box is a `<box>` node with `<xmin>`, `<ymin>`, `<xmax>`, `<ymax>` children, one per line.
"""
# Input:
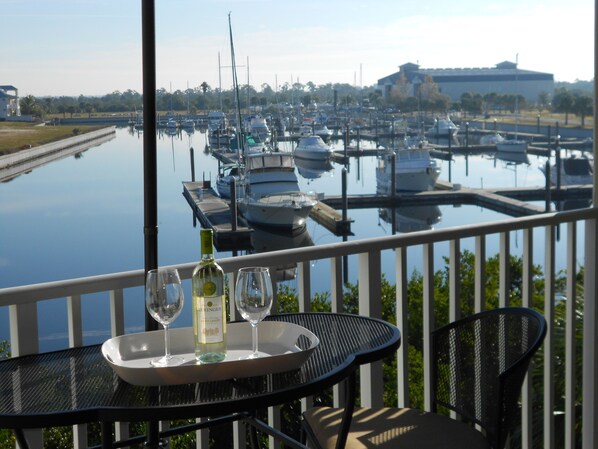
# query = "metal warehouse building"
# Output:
<box><xmin>377</xmin><ymin>61</ymin><xmax>554</xmax><ymax>103</ymax></box>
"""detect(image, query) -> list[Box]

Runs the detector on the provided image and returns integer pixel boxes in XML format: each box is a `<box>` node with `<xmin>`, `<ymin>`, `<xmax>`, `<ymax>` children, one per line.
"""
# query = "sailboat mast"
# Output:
<box><xmin>228</xmin><ymin>12</ymin><xmax>244</xmax><ymax>156</ymax></box>
<box><xmin>218</xmin><ymin>51</ymin><xmax>223</xmax><ymax>111</ymax></box>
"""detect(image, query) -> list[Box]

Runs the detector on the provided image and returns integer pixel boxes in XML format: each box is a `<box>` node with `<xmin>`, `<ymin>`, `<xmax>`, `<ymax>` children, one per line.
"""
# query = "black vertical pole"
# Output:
<box><xmin>342</xmin><ymin>168</ymin><xmax>348</xmax><ymax>223</ymax></box>
<box><xmin>190</xmin><ymin>147</ymin><xmax>195</xmax><ymax>181</ymax></box>
<box><xmin>142</xmin><ymin>0</ymin><xmax>159</xmax><ymax>332</ymax></box>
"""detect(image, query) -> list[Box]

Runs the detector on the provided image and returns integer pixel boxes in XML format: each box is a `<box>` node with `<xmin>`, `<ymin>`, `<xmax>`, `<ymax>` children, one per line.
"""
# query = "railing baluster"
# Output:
<box><xmin>521</xmin><ymin>227</ymin><xmax>534</xmax><ymax>449</ymax></box>
<box><xmin>330</xmin><ymin>256</ymin><xmax>345</xmax><ymax>408</ymax></box>
<box><xmin>396</xmin><ymin>246</ymin><xmax>409</xmax><ymax>408</ymax></box>
<box><xmin>67</xmin><ymin>294</ymin><xmax>86</xmax><ymax>449</ymax></box>
<box><xmin>9</xmin><ymin>303</ymin><xmax>39</xmax><ymax>356</ymax></box>
<box><xmin>544</xmin><ymin>224</ymin><xmax>556</xmax><ymax>449</ymax></box>
<box><xmin>499</xmin><ymin>231</ymin><xmax>510</xmax><ymax>308</ymax></box>
<box><xmin>582</xmin><ymin>216</ymin><xmax>598</xmax><ymax>448</ymax></box>
<box><xmin>423</xmin><ymin>242</ymin><xmax>434</xmax><ymax>412</ymax></box>
<box><xmin>565</xmin><ymin>222</ymin><xmax>577</xmax><ymax>449</ymax></box>
<box><xmin>67</xmin><ymin>294</ymin><xmax>83</xmax><ymax>347</ymax></box>
<box><xmin>297</xmin><ymin>260</ymin><xmax>311</xmax><ymax>312</ymax></box>
<box><xmin>449</xmin><ymin>239</ymin><xmax>461</xmax><ymax>321</ymax></box>
<box><xmin>475</xmin><ymin>235</ymin><xmax>486</xmax><ymax>312</ymax></box>
<box><xmin>448</xmin><ymin>239</ymin><xmax>460</xmax><ymax>421</ymax></box>
<box><xmin>109</xmin><ymin>289</ymin><xmax>125</xmax><ymax>337</ymax></box>
<box><xmin>330</xmin><ymin>256</ymin><xmax>343</xmax><ymax>314</ymax></box>
<box><xmin>358</xmin><ymin>250</ymin><xmax>383</xmax><ymax>407</ymax></box>
<box><xmin>298</xmin><ymin>261</ymin><xmax>313</xmax><ymax>413</ymax></box>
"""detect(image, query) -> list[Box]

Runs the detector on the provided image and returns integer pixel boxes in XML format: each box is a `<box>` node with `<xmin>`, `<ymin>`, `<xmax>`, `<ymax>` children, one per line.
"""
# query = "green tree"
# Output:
<box><xmin>537</xmin><ymin>91</ymin><xmax>550</xmax><ymax>112</ymax></box>
<box><xmin>553</xmin><ymin>88</ymin><xmax>574</xmax><ymax>125</ymax></box>
<box><xmin>572</xmin><ymin>93</ymin><xmax>593</xmax><ymax>127</ymax></box>
<box><xmin>19</xmin><ymin>95</ymin><xmax>42</xmax><ymax>117</ymax></box>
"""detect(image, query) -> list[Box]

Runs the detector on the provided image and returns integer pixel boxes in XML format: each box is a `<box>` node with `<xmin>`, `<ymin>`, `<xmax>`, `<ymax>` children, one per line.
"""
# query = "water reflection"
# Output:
<box><xmin>250</xmin><ymin>224</ymin><xmax>314</xmax><ymax>281</ymax></box>
<box><xmin>295</xmin><ymin>158</ymin><xmax>334</xmax><ymax>181</ymax></box>
<box><xmin>494</xmin><ymin>150</ymin><xmax>530</xmax><ymax>166</ymax></box>
<box><xmin>378</xmin><ymin>205</ymin><xmax>442</xmax><ymax>233</ymax></box>
<box><xmin>375</xmin><ymin>164</ymin><xmax>442</xmax><ymax>233</ymax></box>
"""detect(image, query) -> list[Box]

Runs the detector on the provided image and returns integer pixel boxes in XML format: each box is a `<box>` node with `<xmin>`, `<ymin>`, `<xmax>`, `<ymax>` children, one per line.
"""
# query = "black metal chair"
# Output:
<box><xmin>303</xmin><ymin>307</ymin><xmax>547</xmax><ymax>449</ymax></box>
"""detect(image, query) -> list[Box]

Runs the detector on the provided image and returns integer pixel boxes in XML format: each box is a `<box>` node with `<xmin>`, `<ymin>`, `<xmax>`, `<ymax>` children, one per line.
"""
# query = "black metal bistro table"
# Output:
<box><xmin>0</xmin><ymin>313</ymin><xmax>401</xmax><ymax>449</ymax></box>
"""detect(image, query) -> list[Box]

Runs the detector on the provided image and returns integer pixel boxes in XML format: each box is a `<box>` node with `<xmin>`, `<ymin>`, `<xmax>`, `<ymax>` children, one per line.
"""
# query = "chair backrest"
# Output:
<box><xmin>431</xmin><ymin>307</ymin><xmax>547</xmax><ymax>449</ymax></box>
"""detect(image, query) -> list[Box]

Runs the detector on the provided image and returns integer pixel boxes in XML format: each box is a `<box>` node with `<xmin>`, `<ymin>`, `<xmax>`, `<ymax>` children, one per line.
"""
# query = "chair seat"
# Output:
<box><xmin>303</xmin><ymin>406</ymin><xmax>491</xmax><ymax>449</ymax></box>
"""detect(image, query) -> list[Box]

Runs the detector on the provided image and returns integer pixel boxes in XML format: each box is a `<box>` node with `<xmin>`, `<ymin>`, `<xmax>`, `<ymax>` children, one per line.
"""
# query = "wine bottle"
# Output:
<box><xmin>192</xmin><ymin>229</ymin><xmax>227</xmax><ymax>363</ymax></box>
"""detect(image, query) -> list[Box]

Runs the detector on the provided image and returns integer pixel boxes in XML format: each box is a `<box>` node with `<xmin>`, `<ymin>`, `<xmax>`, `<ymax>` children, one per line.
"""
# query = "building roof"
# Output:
<box><xmin>378</xmin><ymin>62</ymin><xmax>553</xmax><ymax>85</ymax></box>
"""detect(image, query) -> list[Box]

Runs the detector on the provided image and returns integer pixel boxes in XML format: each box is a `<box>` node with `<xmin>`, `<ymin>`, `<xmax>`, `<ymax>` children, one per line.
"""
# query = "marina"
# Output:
<box><xmin>184</xmin><ymin>119</ymin><xmax>591</xmax><ymax>246</ymax></box>
<box><xmin>0</xmin><ymin>124</ymin><xmax>593</xmax><ymax>349</ymax></box>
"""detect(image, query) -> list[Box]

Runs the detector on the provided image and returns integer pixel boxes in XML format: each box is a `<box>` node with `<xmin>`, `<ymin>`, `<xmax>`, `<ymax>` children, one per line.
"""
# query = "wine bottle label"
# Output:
<box><xmin>196</xmin><ymin>295</ymin><xmax>224</xmax><ymax>343</ymax></box>
<box><xmin>203</xmin><ymin>281</ymin><xmax>217</xmax><ymax>296</ymax></box>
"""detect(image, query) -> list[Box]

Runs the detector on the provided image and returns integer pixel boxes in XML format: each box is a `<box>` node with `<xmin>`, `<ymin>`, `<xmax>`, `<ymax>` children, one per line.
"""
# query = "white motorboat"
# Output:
<box><xmin>207</xmin><ymin>111</ymin><xmax>228</xmax><ymax>131</ymax></box>
<box><xmin>165</xmin><ymin>117</ymin><xmax>178</xmax><ymax>133</ymax></box>
<box><xmin>313</xmin><ymin>123</ymin><xmax>333</xmax><ymax>140</ymax></box>
<box><xmin>247</xmin><ymin>115</ymin><xmax>271</xmax><ymax>143</ymax></box>
<box><xmin>294</xmin><ymin>135</ymin><xmax>333</xmax><ymax>161</ymax></box>
<box><xmin>427</xmin><ymin>116</ymin><xmax>459</xmax><ymax>138</ymax></box>
<box><xmin>403</xmin><ymin>134</ymin><xmax>430</xmax><ymax>149</ymax></box>
<box><xmin>541</xmin><ymin>153</ymin><xmax>594</xmax><ymax>186</ymax></box>
<box><xmin>480</xmin><ymin>132</ymin><xmax>505</xmax><ymax>145</ymax></box>
<box><xmin>298</xmin><ymin>125</ymin><xmax>313</xmax><ymax>137</ymax></box>
<box><xmin>230</xmin><ymin>132</ymin><xmax>269</xmax><ymax>154</ymax></box>
<box><xmin>216</xmin><ymin>164</ymin><xmax>244</xmax><ymax>199</ymax></box>
<box><xmin>208</xmin><ymin>127</ymin><xmax>234</xmax><ymax>148</ymax></box>
<box><xmin>180</xmin><ymin>118</ymin><xmax>195</xmax><ymax>132</ymax></box>
<box><xmin>376</xmin><ymin>148</ymin><xmax>441</xmax><ymax>192</ymax></box>
<box><xmin>237</xmin><ymin>152</ymin><xmax>316</xmax><ymax>229</ymax></box>
<box><xmin>496</xmin><ymin>139</ymin><xmax>528</xmax><ymax>154</ymax></box>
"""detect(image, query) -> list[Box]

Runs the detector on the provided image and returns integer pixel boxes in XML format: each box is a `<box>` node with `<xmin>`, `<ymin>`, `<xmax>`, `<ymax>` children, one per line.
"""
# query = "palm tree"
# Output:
<box><xmin>19</xmin><ymin>95</ymin><xmax>39</xmax><ymax>116</ymax></box>
<box><xmin>553</xmin><ymin>88</ymin><xmax>574</xmax><ymax>125</ymax></box>
<box><xmin>572</xmin><ymin>94</ymin><xmax>593</xmax><ymax>127</ymax></box>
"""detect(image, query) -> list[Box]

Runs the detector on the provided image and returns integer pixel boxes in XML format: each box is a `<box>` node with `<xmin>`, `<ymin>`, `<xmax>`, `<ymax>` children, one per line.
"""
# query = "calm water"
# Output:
<box><xmin>0</xmin><ymin>126</ymin><xmax>583</xmax><ymax>350</ymax></box>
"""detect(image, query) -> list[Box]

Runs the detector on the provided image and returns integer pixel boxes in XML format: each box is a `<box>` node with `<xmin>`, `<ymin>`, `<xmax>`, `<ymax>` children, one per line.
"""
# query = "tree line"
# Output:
<box><xmin>17</xmin><ymin>78</ymin><xmax>593</xmax><ymax>125</ymax></box>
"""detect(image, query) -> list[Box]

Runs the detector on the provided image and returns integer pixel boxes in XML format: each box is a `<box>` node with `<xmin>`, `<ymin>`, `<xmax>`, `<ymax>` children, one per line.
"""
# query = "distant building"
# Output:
<box><xmin>0</xmin><ymin>85</ymin><xmax>20</xmax><ymax>119</ymax></box>
<box><xmin>377</xmin><ymin>62</ymin><xmax>554</xmax><ymax>104</ymax></box>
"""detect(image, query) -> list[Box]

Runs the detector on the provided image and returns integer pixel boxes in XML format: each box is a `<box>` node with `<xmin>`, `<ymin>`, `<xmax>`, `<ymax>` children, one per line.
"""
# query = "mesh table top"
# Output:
<box><xmin>0</xmin><ymin>313</ymin><xmax>400</xmax><ymax>429</ymax></box>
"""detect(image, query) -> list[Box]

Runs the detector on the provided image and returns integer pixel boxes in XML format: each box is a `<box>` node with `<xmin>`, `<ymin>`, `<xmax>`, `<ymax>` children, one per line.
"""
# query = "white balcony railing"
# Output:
<box><xmin>1</xmin><ymin>206</ymin><xmax>597</xmax><ymax>449</ymax></box>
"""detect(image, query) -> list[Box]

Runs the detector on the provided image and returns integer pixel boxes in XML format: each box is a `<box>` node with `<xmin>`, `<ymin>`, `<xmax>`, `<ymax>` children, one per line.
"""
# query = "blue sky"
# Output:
<box><xmin>2</xmin><ymin>0</ymin><xmax>594</xmax><ymax>96</ymax></box>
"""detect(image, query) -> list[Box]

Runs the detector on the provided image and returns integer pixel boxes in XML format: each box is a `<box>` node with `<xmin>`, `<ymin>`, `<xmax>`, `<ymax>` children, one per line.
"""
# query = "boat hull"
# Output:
<box><xmin>376</xmin><ymin>149</ymin><xmax>441</xmax><ymax>192</ymax></box>
<box><xmin>496</xmin><ymin>140</ymin><xmax>527</xmax><ymax>154</ymax></box>
<box><xmin>216</xmin><ymin>175</ymin><xmax>244</xmax><ymax>199</ymax></box>
<box><xmin>239</xmin><ymin>193</ymin><xmax>316</xmax><ymax>229</ymax></box>
<box><xmin>294</xmin><ymin>136</ymin><xmax>333</xmax><ymax>161</ymax></box>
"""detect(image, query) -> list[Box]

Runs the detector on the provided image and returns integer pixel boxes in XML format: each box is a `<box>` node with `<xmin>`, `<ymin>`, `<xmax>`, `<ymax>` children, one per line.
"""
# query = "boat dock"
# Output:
<box><xmin>320</xmin><ymin>181</ymin><xmax>592</xmax><ymax>218</ymax></box>
<box><xmin>182</xmin><ymin>181</ymin><xmax>253</xmax><ymax>250</ymax></box>
<box><xmin>310</xmin><ymin>200</ymin><xmax>353</xmax><ymax>235</ymax></box>
<box><xmin>183</xmin><ymin>181</ymin><xmax>353</xmax><ymax>249</ymax></box>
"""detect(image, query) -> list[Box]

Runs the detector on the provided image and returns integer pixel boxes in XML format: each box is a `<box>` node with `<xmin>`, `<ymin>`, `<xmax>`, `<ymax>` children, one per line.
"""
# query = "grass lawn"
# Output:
<box><xmin>0</xmin><ymin>122</ymin><xmax>106</xmax><ymax>155</ymax></box>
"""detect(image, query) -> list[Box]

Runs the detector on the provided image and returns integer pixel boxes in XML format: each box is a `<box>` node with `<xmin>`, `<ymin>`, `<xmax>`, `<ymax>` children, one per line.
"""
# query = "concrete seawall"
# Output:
<box><xmin>0</xmin><ymin>126</ymin><xmax>116</xmax><ymax>182</ymax></box>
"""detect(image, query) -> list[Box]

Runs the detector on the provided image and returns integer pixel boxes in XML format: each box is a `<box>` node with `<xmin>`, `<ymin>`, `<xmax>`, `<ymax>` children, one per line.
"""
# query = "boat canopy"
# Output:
<box><xmin>246</xmin><ymin>153</ymin><xmax>295</xmax><ymax>171</ymax></box>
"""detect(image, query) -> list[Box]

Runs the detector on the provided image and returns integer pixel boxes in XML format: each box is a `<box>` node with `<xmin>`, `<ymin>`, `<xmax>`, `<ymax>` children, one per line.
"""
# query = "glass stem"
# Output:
<box><xmin>163</xmin><ymin>324</ymin><xmax>171</xmax><ymax>359</ymax></box>
<box><xmin>252</xmin><ymin>323</ymin><xmax>259</xmax><ymax>356</ymax></box>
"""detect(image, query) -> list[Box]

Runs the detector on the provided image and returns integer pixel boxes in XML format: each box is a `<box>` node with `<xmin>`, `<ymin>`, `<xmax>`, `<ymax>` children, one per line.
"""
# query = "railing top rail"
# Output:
<box><xmin>2</xmin><ymin>207</ymin><xmax>596</xmax><ymax>304</ymax></box>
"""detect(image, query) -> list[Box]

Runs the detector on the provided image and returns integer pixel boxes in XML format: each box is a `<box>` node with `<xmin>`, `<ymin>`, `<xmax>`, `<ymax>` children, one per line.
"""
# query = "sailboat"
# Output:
<box><xmin>225</xmin><ymin>13</ymin><xmax>316</xmax><ymax>229</ymax></box>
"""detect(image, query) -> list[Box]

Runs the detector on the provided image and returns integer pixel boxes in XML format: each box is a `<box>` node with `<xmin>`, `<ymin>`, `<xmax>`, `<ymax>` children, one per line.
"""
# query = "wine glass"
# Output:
<box><xmin>234</xmin><ymin>267</ymin><xmax>273</xmax><ymax>359</ymax></box>
<box><xmin>145</xmin><ymin>267</ymin><xmax>185</xmax><ymax>367</ymax></box>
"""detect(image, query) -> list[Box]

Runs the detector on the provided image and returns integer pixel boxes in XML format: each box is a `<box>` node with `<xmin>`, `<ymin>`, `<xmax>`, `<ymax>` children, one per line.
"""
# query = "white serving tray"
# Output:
<box><xmin>101</xmin><ymin>321</ymin><xmax>319</xmax><ymax>386</ymax></box>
